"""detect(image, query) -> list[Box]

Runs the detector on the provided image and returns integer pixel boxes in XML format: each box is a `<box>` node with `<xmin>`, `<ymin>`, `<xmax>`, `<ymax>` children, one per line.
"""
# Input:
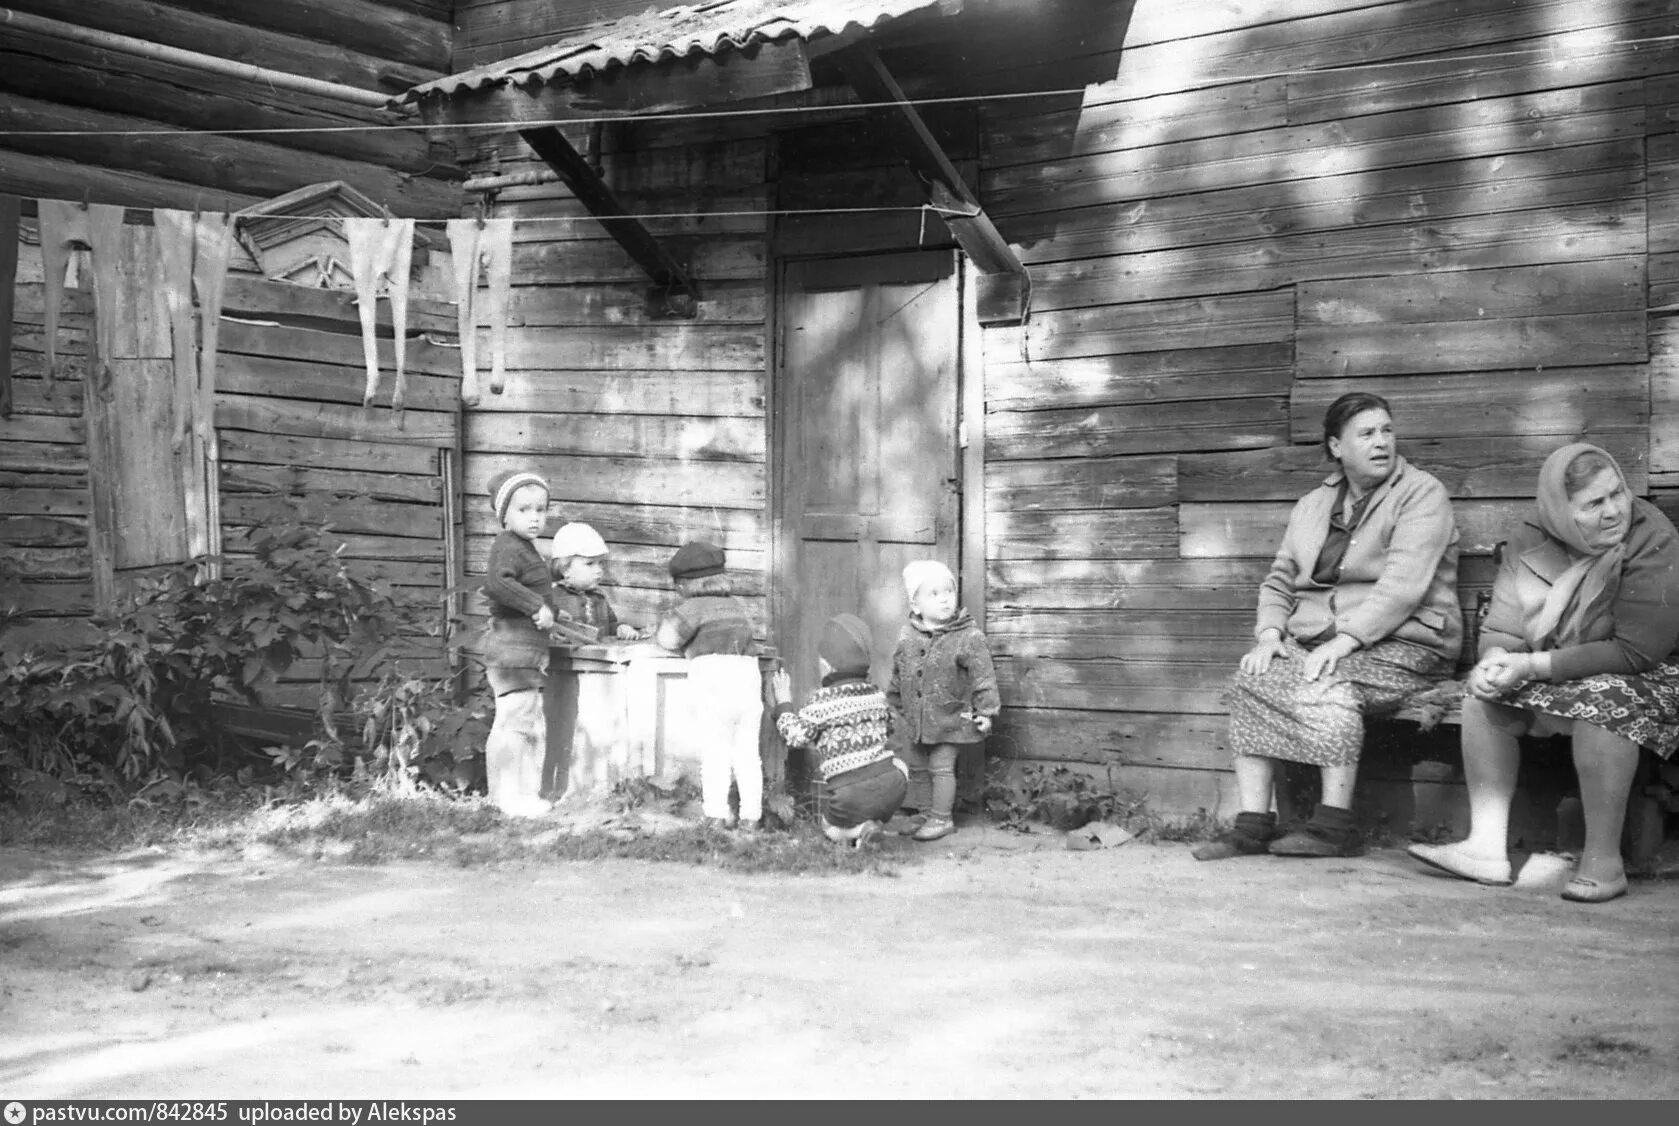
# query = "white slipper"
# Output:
<box><xmin>1407</xmin><ymin>841</ymin><xmax>1513</xmax><ymax>886</ymax></box>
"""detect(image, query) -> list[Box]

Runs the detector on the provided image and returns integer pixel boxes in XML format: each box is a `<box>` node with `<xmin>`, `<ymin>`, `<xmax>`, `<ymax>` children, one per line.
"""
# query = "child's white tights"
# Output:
<box><xmin>687</xmin><ymin>655</ymin><xmax>764</xmax><ymax>822</ymax></box>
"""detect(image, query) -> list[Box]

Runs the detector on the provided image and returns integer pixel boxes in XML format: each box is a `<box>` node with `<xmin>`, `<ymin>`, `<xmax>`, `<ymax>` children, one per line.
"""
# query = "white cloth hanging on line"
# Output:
<box><xmin>445</xmin><ymin>217</ymin><xmax>513</xmax><ymax>403</ymax></box>
<box><xmin>36</xmin><ymin>199</ymin><xmax>90</xmax><ymax>387</ymax></box>
<box><xmin>342</xmin><ymin>216</ymin><xmax>414</xmax><ymax>413</ymax></box>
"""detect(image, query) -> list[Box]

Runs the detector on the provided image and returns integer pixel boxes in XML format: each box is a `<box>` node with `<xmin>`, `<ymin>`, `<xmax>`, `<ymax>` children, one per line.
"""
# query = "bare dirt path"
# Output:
<box><xmin>2</xmin><ymin>828</ymin><xmax>1676</xmax><ymax>1099</ymax></box>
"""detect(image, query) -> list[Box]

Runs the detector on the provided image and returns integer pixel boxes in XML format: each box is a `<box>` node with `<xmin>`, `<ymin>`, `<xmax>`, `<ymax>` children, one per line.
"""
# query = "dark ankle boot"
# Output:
<box><xmin>1192</xmin><ymin>811</ymin><xmax>1278</xmax><ymax>861</ymax></box>
<box><xmin>1269</xmin><ymin>804</ymin><xmax>1360</xmax><ymax>857</ymax></box>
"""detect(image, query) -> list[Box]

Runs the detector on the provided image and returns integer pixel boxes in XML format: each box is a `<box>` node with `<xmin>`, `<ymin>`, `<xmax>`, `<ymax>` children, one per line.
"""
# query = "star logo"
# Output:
<box><xmin>3</xmin><ymin>1102</ymin><xmax>25</xmax><ymax>1125</ymax></box>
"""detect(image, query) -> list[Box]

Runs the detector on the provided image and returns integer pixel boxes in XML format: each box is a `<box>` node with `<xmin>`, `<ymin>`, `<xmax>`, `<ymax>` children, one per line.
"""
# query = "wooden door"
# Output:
<box><xmin>776</xmin><ymin>251</ymin><xmax>962</xmax><ymax>702</ymax></box>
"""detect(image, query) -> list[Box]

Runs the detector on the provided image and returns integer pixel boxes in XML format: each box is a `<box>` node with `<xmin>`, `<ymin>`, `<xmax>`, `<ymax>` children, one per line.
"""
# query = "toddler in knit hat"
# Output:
<box><xmin>887</xmin><ymin>559</ymin><xmax>1000</xmax><ymax>842</ymax></box>
<box><xmin>772</xmin><ymin>613</ymin><xmax>907</xmax><ymax>849</ymax></box>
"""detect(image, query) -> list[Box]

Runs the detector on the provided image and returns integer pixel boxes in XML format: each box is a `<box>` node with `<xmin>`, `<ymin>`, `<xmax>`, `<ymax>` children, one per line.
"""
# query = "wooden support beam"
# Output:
<box><xmin>832</xmin><ymin>41</ymin><xmax>1029</xmax><ymax>323</ymax></box>
<box><xmin>518</xmin><ymin>125</ymin><xmax>700</xmax><ymax>318</ymax></box>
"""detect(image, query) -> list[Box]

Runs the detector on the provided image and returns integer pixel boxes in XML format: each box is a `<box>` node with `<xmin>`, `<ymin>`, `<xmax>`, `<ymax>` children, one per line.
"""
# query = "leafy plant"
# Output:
<box><xmin>0</xmin><ymin>502</ymin><xmax>410</xmax><ymax>798</ymax></box>
<box><xmin>984</xmin><ymin>761</ymin><xmax>1147</xmax><ymax>833</ymax></box>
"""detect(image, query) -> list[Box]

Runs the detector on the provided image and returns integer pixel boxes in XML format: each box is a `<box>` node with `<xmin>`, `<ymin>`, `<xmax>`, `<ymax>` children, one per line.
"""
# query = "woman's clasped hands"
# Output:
<box><xmin>1465</xmin><ymin>646</ymin><xmax>1535</xmax><ymax>700</ymax></box>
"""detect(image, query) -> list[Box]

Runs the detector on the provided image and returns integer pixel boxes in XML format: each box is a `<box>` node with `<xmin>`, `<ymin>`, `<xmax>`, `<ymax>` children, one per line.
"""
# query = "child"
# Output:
<box><xmin>479</xmin><ymin>468</ymin><xmax>558</xmax><ymax>817</ymax></box>
<box><xmin>771</xmin><ymin>613</ymin><xmax>907</xmax><ymax>849</ymax></box>
<box><xmin>549</xmin><ymin>521</ymin><xmax>641</xmax><ymax>642</ymax></box>
<box><xmin>888</xmin><ymin>560</ymin><xmax>1000</xmax><ymax>842</ymax></box>
<box><xmin>654</xmin><ymin>541</ymin><xmax>763</xmax><ymax>831</ymax></box>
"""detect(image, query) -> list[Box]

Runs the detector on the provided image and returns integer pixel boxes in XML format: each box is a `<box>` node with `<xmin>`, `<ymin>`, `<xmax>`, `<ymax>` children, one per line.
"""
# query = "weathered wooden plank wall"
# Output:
<box><xmin>450</xmin><ymin>115</ymin><xmax>774</xmax><ymax>649</ymax></box>
<box><xmin>980</xmin><ymin>0</ymin><xmax>1679</xmax><ymax>811</ymax></box>
<box><xmin>0</xmin><ymin>0</ymin><xmax>461</xmax><ymax>214</ymax></box>
<box><xmin>1</xmin><ymin>226</ymin><xmax>462</xmax><ymax>710</ymax></box>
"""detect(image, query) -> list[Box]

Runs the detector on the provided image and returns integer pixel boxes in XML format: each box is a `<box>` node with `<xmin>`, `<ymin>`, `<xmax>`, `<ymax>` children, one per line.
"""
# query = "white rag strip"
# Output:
<box><xmin>342</xmin><ymin>217</ymin><xmax>414</xmax><ymax>411</ymax></box>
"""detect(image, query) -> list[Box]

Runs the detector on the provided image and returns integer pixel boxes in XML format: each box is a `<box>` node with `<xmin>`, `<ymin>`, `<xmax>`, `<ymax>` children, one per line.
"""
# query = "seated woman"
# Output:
<box><xmin>1196</xmin><ymin>392</ymin><xmax>1463</xmax><ymax>860</ymax></box>
<box><xmin>1408</xmin><ymin>444</ymin><xmax>1679</xmax><ymax>903</ymax></box>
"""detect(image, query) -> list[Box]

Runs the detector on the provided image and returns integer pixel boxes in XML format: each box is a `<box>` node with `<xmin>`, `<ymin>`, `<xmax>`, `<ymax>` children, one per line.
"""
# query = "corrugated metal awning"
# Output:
<box><xmin>397</xmin><ymin>0</ymin><xmax>962</xmax><ymax>104</ymax></box>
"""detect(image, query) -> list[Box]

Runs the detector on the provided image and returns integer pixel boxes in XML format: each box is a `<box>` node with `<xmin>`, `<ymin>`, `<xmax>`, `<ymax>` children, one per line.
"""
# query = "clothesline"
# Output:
<box><xmin>0</xmin><ymin>35</ymin><xmax>1670</xmax><ymax>139</ymax></box>
<box><xmin>6</xmin><ymin>199</ymin><xmax>986</xmax><ymax>224</ymax></box>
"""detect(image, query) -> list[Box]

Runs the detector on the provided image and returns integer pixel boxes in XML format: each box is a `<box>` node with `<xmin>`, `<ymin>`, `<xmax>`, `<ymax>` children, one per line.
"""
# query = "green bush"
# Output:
<box><xmin>0</xmin><ymin>508</ymin><xmax>409</xmax><ymax>801</ymax></box>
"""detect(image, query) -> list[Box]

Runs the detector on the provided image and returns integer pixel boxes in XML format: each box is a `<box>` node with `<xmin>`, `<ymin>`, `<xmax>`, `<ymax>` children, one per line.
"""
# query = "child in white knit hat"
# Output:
<box><xmin>479</xmin><ymin>468</ymin><xmax>558</xmax><ymax>817</ymax></box>
<box><xmin>888</xmin><ymin>560</ymin><xmax>1000</xmax><ymax>841</ymax></box>
<box><xmin>549</xmin><ymin>521</ymin><xmax>642</xmax><ymax>642</ymax></box>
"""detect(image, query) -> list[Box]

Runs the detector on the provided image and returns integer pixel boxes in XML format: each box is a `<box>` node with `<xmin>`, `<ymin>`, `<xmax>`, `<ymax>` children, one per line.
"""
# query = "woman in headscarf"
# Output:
<box><xmin>1196</xmin><ymin>392</ymin><xmax>1463</xmax><ymax>860</ymax></box>
<box><xmin>1408</xmin><ymin>444</ymin><xmax>1679</xmax><ymax>903</ymax></box>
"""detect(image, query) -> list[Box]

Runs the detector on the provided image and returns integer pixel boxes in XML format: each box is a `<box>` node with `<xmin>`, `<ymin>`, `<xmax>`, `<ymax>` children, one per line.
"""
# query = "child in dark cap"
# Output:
<box><xmin>655</xmin><ymin>541</ymin><xmax>763</xmax><ymax>830</ymax></box>
<box><xmin>771</xmin><ymin>613</ymin><xmax>907</xmax><ymax>849</ymax></box>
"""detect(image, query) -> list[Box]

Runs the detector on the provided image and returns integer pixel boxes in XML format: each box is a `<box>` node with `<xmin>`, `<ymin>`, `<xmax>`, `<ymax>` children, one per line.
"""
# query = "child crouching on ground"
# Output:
<box><xmin>549</xmin><ymin>521</ymin><xmax>641</xmax><ymax>642</ymax></box>
<box><xmin>654</xmin><ymin>541</ymin><xmax>764</xmax><ymax>831</ymax></box>
<box><xmin>771</xmin><ymin>613</ymin><xmax>907</xmax><ymax>849</ymax></box>
<box><xmin>889</xmin><ymin>560</ymin><xmax>1000</xmax><ymax>842</ymax></box>
<box><xmin>479</xmin><ymin>469</ymin><xmax>558</xmax><ymax>817</ymax></box>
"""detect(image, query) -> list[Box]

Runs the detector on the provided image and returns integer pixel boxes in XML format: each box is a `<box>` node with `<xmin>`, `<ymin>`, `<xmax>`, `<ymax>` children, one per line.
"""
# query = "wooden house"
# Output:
<box><xmin>5</xmin><ymin>0</ymin><xmax>1679</xmax><ymax>832</ymax></box>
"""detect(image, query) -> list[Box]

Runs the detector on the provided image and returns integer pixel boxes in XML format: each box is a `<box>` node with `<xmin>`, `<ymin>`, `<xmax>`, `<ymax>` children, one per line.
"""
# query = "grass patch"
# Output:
<box><xmin>0</xmin><ymin>784</ymin><xmax>917</xmax><ymax>876</ymax></box>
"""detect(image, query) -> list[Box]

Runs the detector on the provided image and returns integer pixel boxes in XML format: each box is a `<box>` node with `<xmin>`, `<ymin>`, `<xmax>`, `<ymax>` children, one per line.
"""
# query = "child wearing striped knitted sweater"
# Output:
<box><xmin>770</xmin><ymin>613</ymin><xmax>908</xmax><ymax>849</ymax></box>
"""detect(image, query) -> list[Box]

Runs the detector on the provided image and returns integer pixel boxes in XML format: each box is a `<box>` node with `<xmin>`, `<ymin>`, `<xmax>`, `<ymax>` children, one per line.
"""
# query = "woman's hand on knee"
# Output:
<box><xmin>1239</xmin><ymin>634</ymin><xmax>1289</xmax><ymax>676</ymax></box>
<box><xmin>1302</xmin><ymin>634</ymin><xmax>1360</xmax><ymax>681</ymax></box>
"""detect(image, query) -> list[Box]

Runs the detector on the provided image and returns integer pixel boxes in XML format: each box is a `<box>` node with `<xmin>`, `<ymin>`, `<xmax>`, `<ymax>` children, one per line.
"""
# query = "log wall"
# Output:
<box><xmin>980</xmin><ymin>0</ymin><xmax>1679</xmax><ymax>813</ymax></box>
<box><xmin>2</xmin><ymin>224</ymin><xmax>462</xmax><ymax>711</ymax></box>
<box><xmin>0</xmin><ymin>0</ymin><xmax>461</xmax><ymax>214</ymax></box>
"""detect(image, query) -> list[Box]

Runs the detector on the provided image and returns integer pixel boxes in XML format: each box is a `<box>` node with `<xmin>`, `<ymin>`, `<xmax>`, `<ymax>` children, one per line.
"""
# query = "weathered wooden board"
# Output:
<box><xmin>0</xmin><ymin>0</ymin><xmax>443</xmax><ymax>91</ymax></box>
<box><xmin>468</xmin><ymin>453</ymin><xmax>764</xmax><ymax>508</ymax></box>
<box><xmin>0</xmin><ymin>150</ymin><xmax>260</xmax><ymax>214</ymax></box>
<box><xmin>985</xmin><ymin>507</ymin><xmax>1179</xmax><ymax>561</ymax></box>
<box><xmin>0</xmin><ymin>28</ymin><xmax>442</xmax><ymax>174</ymax></box>
<box><xmin>0</xmin><ymin>415</ymin><xmax>84</xmax><ymax>447</ymax></box>
<box><xmin>1652</xmin><ymin>330</ymin><xmax>1679</xmax><ymax>485</ymax></box>
<box><xmin>993</xmin><ymin>627</ymin><xmax>1251</xmax><ymax>666</ymax></box>
<box><xmin>216</xmin><ymin>355</ymin><xmax>460</xmax><ymax>414</ymax></box>
<box><xmin>218</xmin><ymin>321</ymin><xmax>460</xmax><ymax>380</ymax></box>
<box><xmin>494</xmin><ymin>325</ymin><xmax>765</xmax><ymax>372</ymax></box>
<box><xmin>511</xmin><ymin>239</ymin><xmax>765</xmax><ymax>286</ymax></box>
<box><xmin>220</xmin><ymin>463</ymin><xmax>442</xmax><ymax>506</ymax></box>
<box><xmin>0</xmin><ymin>487</ymin><xmax>89</xmax><ymax>518</ymax></box>
<box><xmin>0</xmin><ymin>616</ymin><xmax>100</xmax><ymax>654</ymax></box>
<box><xmin>1179</xmin><ymin>498</ymin><xmax>1531</xmax><ymax>559</ymax></box>
<box><xmin>499</xmin><ymin>193</ymin><xmax>770</xmax><ymax>241</ymax></box>
<box><xmin>1181</xmin><ymin>433</ymin><xmax>1651</xmax><ymax>502</ymax></box>
<box><xmin>991</xmin><ymin>706</ymin><xmax>1233</xmax><ymax>772</ymax></box>
<box><xmin>161</xmin><ymin>0</ymin><xmax>452</xmax><ymax>70</ymax></box>
<box><xmin>996</xmin><ymin>657</ymin><xmax>1230</xmax><ymax>715</ymax></box>
<box><xmin>988</xmin><ymin>292</ymin><xmax>1293</xmax><ymax>363</ymax></box>
<box><xmin>0</xmin><ymin>515</ymin><xmax>88</xmax><ymax>548</ymax></box>
<box><xmin>462</xmin><ymin>502</ymin><xmax>767</xmax><ymax>551</ymax></box>
<box><xmin>988</xmin><ymin>558</ymin><xmax>1272</xmax><ymax>611</ymax></box>
<box><xmin>983</xmin><ymin>342</ymin><xmax>1293</xmax><ymax>412</ymax></box>
<box><xmin>986</xmin><ymin>397</ymin><xmax>1287</xmax><ymax>459</ymax></box>
<box><xmin>502</xmin><ymin>282</ymin><xmax>767</xmax><ymax>327</ymax></box>
<box><xmin>988</xmin><ymin>606</ymin><xmax>1252</xmax><ymax>640</ymax></box>
<box><xmin>0</xmin><ymin>545</ymin><xmax>92</xmax><ymax>580</ymax></box>
<box><xmin>1290</xmin><ymin>369</ymin><xmax>1650</xmax><ymax>442</ymax></box>
<box><xmin>0</xmin><ymin>95</ymin><xmax>461</xmax><ymax>218</ymax></box>
<box><xmin>2</xmin><ymin>579</ymin><xmax>94</xmax><ymax>616</ymax></box>
<box><xmin>1299</xmin><ymin>259</ymin><xmax>1646</xmax><ymax>325</ymax></box>
<box><xmin>1297</xmin><ymin>314</ymin><xmax>1646</xmax><ymax>378</ymax></box>
<box><xmin>219</xmin><ymin>431</ymin><xmax>439</xmax><ymax>477</ymax></box>
<box><xmin>221</xmin><ymin>494</ymin><xmax>443</xmax><ymax>540</ymax></box>
<box><xmin>221</xmin><ymin>277</ymin><xmax>458</xmax><ymax>336</ymax></box>
<box><xmin>0</xmin><ymin>442</ymin><xmax>86</xmax><ymax>474</ymax></box>
<box><xmin>467</xmin><ymin>369</ymin><xmax>764</xmax><ymax>417</ymax></box>
<box><xmin>464</xmin><ymin>412</ymin><xmax>764</xmax><ymax>461</ymax></box>
<box><xmin>216</xmin><ymin>395</ymin><xmax>456</xmax><ymax>446</ymax></box>
<box><xmin>999</xmin><ymin>141</ymin><xmax>1643</xmax><ymax>267</ymax></box>
<box><xmin>1020</xmin><ymin>202</ymin><xmax>1646</xmax><ymax>312</ymax></box>
<box><xmin>986</xmin><ymin>455</ymin><xmax>1177</xmax><ymax>512</ymax></box>
<box><xmin>984</xmin><ymin>83</ymin><xmax>1644</xmax><ymax>216</ymax></box>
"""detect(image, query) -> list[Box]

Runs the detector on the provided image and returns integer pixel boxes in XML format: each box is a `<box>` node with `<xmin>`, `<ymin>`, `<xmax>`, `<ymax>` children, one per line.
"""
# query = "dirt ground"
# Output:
<box><xmin>2</xmin><ymin>823</ymin><xmax>1676</xmax><ymax>1100</ymax></box>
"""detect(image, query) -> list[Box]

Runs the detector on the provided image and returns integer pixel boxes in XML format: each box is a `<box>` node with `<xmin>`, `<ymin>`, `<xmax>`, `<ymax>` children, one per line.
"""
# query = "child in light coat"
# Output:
<box><xmin>549</xmin><ymin>521</ymin><xmax>641</xmax><ymax>642</ymax></box>
<box><xmin>888</xmin><ymin>560</ymin><xmax>1000</xmax><ymax>841</ymax></box>
<box><xmin>479</xmin><ymin>468</ymin><xmax>558</xmax><ymax>817</ymax></box>
<box><xmin>771</xmin><ymin>613</ymin><xmax>907</xmax><ymax>849</ymax></box>
<box><xmin>654</xmin><ymin>541</ymin><xmax>764</xmax><ymax>831</ymax></box>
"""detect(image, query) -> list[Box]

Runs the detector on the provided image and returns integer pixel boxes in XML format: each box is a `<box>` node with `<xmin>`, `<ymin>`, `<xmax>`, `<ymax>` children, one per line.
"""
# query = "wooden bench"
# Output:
<box><xmin>1374</xmin><ymin>572</ymin><xmax>1674</xmax><ymax>868</ymax></box>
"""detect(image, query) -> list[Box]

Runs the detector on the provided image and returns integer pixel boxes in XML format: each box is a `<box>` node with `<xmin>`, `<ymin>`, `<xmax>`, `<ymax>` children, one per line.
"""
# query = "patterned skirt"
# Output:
<box><xmin>1502</xmin><ymin>659</ymin><xmax>1679</xmax><ymax>760</ymax></box>
<box><xmin>1228</xmin><ymin>636</ymin><xmax>1453</xmax><ymax>767</ymax></box>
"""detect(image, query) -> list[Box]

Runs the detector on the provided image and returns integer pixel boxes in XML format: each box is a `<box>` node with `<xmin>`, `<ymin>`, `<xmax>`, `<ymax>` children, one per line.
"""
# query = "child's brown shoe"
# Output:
<box><xmin>912</xmin><ymin>816</ymin><xmax>955</xmax><ymax>842</ymax></box>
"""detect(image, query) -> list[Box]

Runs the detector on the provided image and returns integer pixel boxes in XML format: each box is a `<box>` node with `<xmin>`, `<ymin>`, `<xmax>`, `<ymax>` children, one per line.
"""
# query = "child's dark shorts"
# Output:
<box><xmin>822</xmin><ymin>757</ymin><xmax>907</xmax><ymax>829</ymax></box>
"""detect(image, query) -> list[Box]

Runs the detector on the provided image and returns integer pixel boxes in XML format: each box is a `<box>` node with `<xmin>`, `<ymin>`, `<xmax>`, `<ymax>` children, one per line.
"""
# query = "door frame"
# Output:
<box><xmin>767</xmin><ymin>249</ymin><xmax>987</xmax><ymax>672</ymax></box>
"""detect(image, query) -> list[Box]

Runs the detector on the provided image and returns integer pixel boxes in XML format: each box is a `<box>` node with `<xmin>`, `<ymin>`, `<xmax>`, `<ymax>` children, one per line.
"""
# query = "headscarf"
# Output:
<box><xmin>1526</xmin><ymin>442</ymin><xmax>1628</xmax><ymax>650</ymax></box>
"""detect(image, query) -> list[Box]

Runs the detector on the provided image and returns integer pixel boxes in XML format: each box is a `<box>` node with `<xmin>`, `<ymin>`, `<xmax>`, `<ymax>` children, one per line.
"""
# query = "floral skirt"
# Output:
<box><xmin>1503</xmin><ymin>659</ymin><xmax>1679</xmax><ymax>760</ymax></box>
<box><xmin>1228</xmin><ymin>636</ymin><xmax>1453</xmax><ymax>767</ymax></box>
